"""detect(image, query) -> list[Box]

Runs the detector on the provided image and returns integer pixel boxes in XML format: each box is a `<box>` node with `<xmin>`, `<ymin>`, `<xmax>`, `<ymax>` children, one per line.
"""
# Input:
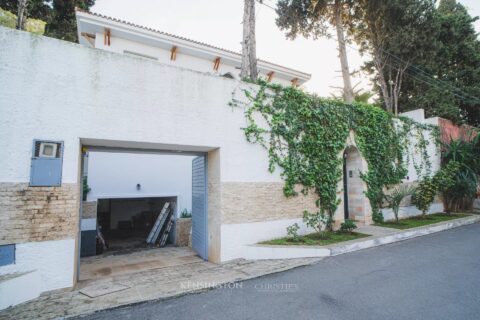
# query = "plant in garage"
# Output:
<box><xmin>180</xmin><ymin>209</ymin><xmax>192</xmax><ymax>218</ymax></box>
<box><xmin>82</xmin><ymin>176</ymin><xmax>91</xmax><ymax>201</ymax></box>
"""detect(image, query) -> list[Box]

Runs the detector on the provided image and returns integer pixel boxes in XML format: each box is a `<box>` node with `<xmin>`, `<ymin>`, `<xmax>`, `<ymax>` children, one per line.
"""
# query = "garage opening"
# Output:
<box><xmin>78</xmin><ymin>148</ymin><xmax>208</xmax><ymax>281</ymax></box>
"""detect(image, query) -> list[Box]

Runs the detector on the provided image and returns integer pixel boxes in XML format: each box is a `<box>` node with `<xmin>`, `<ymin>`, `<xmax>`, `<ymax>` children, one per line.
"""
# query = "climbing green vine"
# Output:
<box><xmin>231</xmin><ymin>80</ymin><xmax>437</xmax><ymax>226</ymax></box>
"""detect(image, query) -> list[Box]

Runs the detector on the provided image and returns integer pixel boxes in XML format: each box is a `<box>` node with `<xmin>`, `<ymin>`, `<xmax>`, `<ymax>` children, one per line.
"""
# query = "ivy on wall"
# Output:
<box><xmin>232</xmin><ymin>80</ymin><xmax>437</xmax><ymax>224</ymax></box>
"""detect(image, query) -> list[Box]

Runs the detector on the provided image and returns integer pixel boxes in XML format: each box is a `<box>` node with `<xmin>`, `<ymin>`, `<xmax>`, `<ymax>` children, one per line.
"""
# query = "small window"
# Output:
<box><xmin>30</xmin><ymin>140</ymin><xmax>64</xmax><ymax>187</ymax></box>
<box><xmin>123</xmin><ymin>50</ymin><xmax>158</xmax><ymax>61</ymax></box>
<box><xmin>0</xmin><ymin>244</ymin><xmax>15</xmax><ymax>266</ymax></box>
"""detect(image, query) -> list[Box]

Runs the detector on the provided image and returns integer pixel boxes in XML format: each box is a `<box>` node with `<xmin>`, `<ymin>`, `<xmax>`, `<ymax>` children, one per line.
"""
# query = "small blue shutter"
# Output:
<box><xmin>191</xmin><ymin>156</ymin><xmax>208</xmax><ymax>260</ymax></box>
<box><xmin>30</xmin><ymin>140</ymin><xmax>64</xmax><ymax>187</ymax></box>
<box><xmin>0</xmin><ymin>244</ymin><xmax>15</xmax><ymax>266</ymax></box>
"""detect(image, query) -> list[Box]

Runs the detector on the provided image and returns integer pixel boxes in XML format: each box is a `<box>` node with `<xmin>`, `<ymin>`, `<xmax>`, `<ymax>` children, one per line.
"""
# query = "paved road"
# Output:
<box><xmin>79</xmin><ymin>223</ymin><xmax>480</xmax><ymax>320</ymax></box>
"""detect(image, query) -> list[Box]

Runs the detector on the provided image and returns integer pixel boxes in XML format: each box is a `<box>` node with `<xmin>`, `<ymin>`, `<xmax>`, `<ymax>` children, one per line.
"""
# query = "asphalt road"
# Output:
<box><xmin>78</xmin><ymin>223</ymin><xmax>480</xmax><ymax>320</ymax></box>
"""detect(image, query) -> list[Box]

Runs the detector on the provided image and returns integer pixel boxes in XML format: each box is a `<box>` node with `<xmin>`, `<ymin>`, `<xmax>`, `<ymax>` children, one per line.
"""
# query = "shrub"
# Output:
<box><xmin>439</xmin><ymin>134</ymin><xmax>480</xmax><ymax>212</ymax></box>
<box><xmin>303</xmin><ymin>210</ymin><xmax>332</xmax><ymax>239</ymax></box>
<box><xmin>286</xmin><ymin>223</ymin><xmax>300</xmax><ymax>242</ymax></box>
<box><xmin>372</xmin><ymin>210</ymin><xmax>384</xmax><ymax>223</ymax></box>
<box><xmin>340</xmin><ymin>219</ymin><xmax>357</xmax><ymax>233</ymax></box>
<box><xmin>412</xmin><ymin>176</ymin><xmax>436</xmax><ymax>216</ymax></box>
<box><xmin>0</xmin><ymin>8</ymin><xmax>46</xmax><ymax>34</ymax></box>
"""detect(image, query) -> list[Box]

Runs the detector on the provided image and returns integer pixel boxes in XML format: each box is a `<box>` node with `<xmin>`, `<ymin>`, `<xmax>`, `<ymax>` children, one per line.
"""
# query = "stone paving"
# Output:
<box><xmin>0</xmin><ymin>256</ymin><xmax>321</xmax><ymax>320</ymax></box>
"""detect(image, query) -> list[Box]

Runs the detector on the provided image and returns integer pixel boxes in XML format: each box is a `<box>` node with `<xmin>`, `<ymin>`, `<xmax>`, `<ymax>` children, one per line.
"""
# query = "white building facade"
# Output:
<box><xmin>75</xmin><ymin>9</ymin><xmax>311</xmax><ymax>87</ymax></box>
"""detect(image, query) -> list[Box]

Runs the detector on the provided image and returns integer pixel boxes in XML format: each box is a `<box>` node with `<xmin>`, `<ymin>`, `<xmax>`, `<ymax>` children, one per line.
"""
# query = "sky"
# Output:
<box><xmin>91</xmin><ymin>0</ymin><xmax>480</xmax><ymax>97</ymax></box>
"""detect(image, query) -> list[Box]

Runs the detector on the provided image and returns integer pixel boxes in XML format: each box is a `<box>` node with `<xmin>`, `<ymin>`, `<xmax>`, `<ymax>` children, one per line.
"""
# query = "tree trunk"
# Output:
<box><xmin>241</xmin><ymin>0</ymin><xmax>250</xmax><ymax>79</ymax></box>
<box><xmin>16</xmin><ymin>0</ymin><xmax>28</xmax><ymax>30</ymax></box>
<box><xmin>248</xmin><ymin>0</ymin><xmax>257</xmax><ymax>80</ymax></box>
<box><xmin>334</xmin><ymin>0</ymin><xmax>354</xmax><ymax>103</ymax></box>
<box><xmin>375</xmin><ymin>54</ymin><xmax>393</xmax><ymax>113</ymax></box>
<box><xmin>241</xmin><ymin>0</ymin><xmax>257</xmax><ymax>81</ymax></box>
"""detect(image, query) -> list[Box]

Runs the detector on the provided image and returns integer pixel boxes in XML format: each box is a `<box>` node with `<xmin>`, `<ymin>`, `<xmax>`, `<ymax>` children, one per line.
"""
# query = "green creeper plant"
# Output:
<box><xmin>232</xmin><ymin>80</ymin><xmax>436</xmax><ymax>232</ymax></box>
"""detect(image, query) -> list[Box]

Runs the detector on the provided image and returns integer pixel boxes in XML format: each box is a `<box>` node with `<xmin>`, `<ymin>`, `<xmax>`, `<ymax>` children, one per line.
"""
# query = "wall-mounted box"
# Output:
<box><xmin>30</xmin><ymin>140</ymin><xmax>64</xmax><ymax>186</ymax></box>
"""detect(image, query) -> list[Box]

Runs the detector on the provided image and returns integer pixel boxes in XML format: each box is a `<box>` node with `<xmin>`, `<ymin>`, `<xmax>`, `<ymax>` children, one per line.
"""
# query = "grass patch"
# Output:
<box><xmin>375</xmin><ymin>213</ymin><xmax>470</xmax><ymax>230</ymax></box>
<box><xmin>259</xmin><ymin>231</ymin><xmax>370</xmax><ymax>246</ymax></box>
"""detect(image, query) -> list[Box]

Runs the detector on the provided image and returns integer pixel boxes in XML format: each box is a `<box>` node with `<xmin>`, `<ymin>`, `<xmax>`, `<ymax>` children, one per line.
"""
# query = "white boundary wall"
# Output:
<box><xmin>0</xmin><ymin>27</ymin><xmax>443</xmax><ymax>288</ymax></box>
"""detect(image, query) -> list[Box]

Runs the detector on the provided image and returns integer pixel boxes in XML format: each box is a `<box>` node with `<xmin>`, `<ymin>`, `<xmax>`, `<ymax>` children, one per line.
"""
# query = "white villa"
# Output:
<box><xmin>75</xmin><ymin>9</ymin><xmax>311</xmax><ymax>87</ymax></box>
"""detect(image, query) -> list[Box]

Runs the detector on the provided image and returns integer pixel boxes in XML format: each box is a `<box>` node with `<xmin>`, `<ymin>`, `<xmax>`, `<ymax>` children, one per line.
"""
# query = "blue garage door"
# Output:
<box><xmin>192</xmin><ymin>156</ymin><xmax>208</xmax><ymax>260</ymax></box>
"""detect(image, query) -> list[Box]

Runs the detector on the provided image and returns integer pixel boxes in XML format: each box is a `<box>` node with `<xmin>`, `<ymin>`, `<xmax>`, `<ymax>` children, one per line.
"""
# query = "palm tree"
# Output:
<box><xmin>384</xmin><ymin>185</ymin><xmax>416</xmax><ymax>222</ymax></box>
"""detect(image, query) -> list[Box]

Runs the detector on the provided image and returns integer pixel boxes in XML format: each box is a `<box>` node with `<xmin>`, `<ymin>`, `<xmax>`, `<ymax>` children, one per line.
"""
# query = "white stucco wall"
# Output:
<box><xmin>0</xmin><ymin>239</ymin><xmax>75</xmax><ymax>292</ymax></box>
<box><xmin>86</xmin><ymin>152</ymin><xmax>194</xmax><ymax>213</ymax></box>
<box><xmin>400</xmin><ymin>109</ymin><xmax>441</xmax><ymax>182</ymax></box>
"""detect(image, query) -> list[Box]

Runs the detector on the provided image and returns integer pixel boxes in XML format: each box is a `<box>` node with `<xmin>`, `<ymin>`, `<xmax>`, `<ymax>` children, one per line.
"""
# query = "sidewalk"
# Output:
<box><xmin>0</xmin><ymin>257</ymin><xmax>321</xmax><ymax>320</ymax></box>
<box><xmin>1</xmin><ymin>215</ymin><xmax>478</xmax><ymax>320</ymax></box>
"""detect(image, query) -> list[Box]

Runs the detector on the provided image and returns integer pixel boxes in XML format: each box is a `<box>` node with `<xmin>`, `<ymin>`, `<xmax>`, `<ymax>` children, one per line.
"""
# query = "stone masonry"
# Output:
<box><xmin>174</xmin><ymin>218</ymin><xmax>192</xmax><ymax>247</ymax></box>
<box><xmin>221</xmin><ymin>182</ymin><xmax>318</xmax><ymax>224</ymax></box>
<box><xmin>81</xmin><ymin>201</ymin><xmax>97</xmax><ymax>219</ymax></box>
<box><xmin>0</xmin><ymin>183</ymin><xmax>79</xmax><ymax>244</ymax></box>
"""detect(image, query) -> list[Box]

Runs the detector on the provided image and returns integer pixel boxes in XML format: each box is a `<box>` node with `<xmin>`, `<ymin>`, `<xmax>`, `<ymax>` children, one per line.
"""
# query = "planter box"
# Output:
<box><xmin>175</xmin><ymin>218</ymin><xmax>192</xmax><ymax>247</ymax></box>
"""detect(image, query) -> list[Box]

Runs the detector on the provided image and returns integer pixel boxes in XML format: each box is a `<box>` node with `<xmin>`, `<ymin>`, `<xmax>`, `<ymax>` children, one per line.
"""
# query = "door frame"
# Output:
<box><xmin>76</xmin><ymin>143</ymin><xmax>209</xmax><ymax>280</ymax></box>
<box><xmin>343</xmin><ymin>151</ymin><xmax>349</xmax><ymax>220</ymax></box>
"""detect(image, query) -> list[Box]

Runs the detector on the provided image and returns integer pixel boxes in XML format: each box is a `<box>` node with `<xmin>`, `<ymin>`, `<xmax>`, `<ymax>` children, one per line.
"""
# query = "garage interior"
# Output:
<box><xmin>96</xmin><ymin>197</ymin><xmax>177</xmax><ymax>253</ymax></box>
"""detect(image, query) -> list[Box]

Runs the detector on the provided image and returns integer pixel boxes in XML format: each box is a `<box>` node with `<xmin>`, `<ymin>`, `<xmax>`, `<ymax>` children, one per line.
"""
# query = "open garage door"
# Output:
<box><xmin>191</xmin><ymin>156</ymin><xmax>208</xmax><ymax>260</ymax></box>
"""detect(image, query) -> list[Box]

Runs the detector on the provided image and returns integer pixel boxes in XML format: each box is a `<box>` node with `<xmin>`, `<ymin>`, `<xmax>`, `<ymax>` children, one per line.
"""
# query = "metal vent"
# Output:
<box><xmin>34</xmin><ymin>141</ymin><xmax>62</xmax><ymax>158</ymax></box>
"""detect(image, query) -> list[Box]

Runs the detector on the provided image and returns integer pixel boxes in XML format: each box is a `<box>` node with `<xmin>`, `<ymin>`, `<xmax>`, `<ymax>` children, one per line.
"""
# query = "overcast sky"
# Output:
<box><xmin>92</xmin><ymin>0</ymin><xmax>480</xmax><ymax>97</ymax></box>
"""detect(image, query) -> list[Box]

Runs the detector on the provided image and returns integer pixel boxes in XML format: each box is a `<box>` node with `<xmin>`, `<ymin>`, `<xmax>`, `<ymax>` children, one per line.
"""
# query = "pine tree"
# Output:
<box><xmin>241</xmin><ymin>0</ymin><xmax>258</xmax><ymax>81</ymax></box>
<box><xmin>45</xmin><ymin>0</ymin><xmax>95</xmax><ymax>42</ymax></box>
<box><xmin>351</xmin><ymin>0</ymin><xmax>438</xmax><ymax>115</ymax></box>
<box><xmin>276</xmin><ymin>0</ymin><xmax>355</xmax><ymax>102</ymax></box>
<box><xmin>399</xmin><ymin>0</ymin><xmax>480</xmax><ymax>126</ymax></box>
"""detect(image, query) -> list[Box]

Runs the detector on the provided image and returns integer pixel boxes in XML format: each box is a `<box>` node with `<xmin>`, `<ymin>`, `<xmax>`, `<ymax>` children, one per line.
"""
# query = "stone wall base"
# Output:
<box><xmin>0</xmin><ymin>183</ymin><xmax>79</xmax><ymax>245</ymax></box>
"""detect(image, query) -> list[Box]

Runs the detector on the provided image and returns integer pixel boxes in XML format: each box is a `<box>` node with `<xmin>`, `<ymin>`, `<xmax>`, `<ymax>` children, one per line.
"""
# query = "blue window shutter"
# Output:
<box><xmin>30</xmin><ymin>140</ymin><xmax>64</xmax><ymax>187</ymax></box>
<box><xmin>0</xmin><ymin>244</ymin><xmax>15</xmax><ymax>266</ymax></box>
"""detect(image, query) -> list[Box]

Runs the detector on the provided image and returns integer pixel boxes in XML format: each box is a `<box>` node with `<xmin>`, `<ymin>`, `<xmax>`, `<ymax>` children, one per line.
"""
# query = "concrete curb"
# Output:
<box><xmin>244</xmin><ymin>215</ymin><xmax>480</xmax><ymax>260</ymax></box>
